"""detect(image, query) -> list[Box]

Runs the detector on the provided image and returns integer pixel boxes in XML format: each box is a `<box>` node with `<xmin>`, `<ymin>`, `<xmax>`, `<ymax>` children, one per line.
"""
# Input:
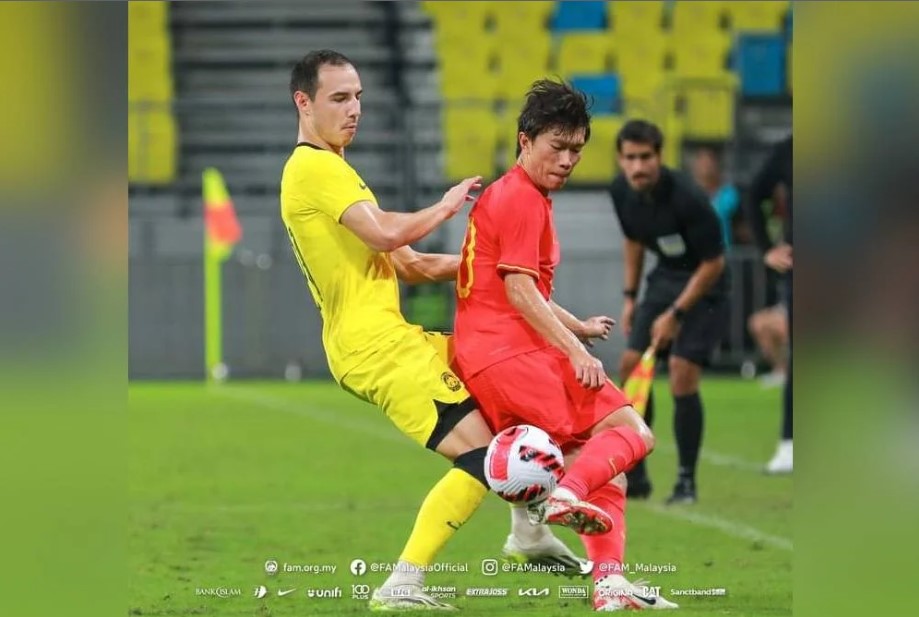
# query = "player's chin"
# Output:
<box><xmin>549</xmin><ymin>174</ymin><xmax>569</xmax><ymax>190</ymax></box>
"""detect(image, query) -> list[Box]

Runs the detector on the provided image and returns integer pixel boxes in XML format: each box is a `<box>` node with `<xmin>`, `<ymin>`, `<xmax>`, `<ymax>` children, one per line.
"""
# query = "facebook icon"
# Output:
<box><xmin>350</xmin><ymin>558</ymin><xmax>367</xmax><ymax>576</ymax></box>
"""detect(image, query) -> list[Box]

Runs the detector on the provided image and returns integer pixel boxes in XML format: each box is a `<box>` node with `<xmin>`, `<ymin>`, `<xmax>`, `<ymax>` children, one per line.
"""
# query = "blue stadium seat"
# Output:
<box><xmin>570</xmin><ymin>74</ymin><xmax>622</xmax><ymax>115</ymax></box>
<box><xmin>551</xmin><ymin>1</ymin><xmax>607</xmax><ymax>32</ymax></box>
<box><xmin>735</xmin><ymin>33</ymin><xmax>786</xmax><ymax>96</ymax></box>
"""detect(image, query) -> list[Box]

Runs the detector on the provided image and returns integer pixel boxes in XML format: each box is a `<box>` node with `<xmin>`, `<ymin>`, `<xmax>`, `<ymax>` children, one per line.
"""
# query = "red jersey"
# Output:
<box><xmin>454</xmin><ymin>165</ymin><xmax>560</xmax><ymax>378</ymax></box>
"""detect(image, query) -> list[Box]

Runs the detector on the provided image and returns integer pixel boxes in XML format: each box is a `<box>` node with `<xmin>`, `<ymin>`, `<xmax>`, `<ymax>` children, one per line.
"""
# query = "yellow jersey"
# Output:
<box><xmin>280</xmin><ymin>142</ymin><xmax>411</xmax><ymax>380</ymax></box>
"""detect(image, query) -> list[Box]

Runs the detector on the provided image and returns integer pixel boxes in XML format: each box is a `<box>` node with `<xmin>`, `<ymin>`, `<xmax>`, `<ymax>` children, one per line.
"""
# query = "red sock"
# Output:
<box><xmin>559</xmin><ymin>427</ymin><xmax>648</xmax><ymax>499</ymax></box>
<box><xmin>581</xmin><ymin>482</ymin><xmax>627</xmax><ymax>582</ymax></box>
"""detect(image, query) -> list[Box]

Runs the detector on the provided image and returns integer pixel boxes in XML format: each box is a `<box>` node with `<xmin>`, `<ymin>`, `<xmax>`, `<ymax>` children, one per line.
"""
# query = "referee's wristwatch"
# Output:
<box><xmin>670</xmin><ymin>304</ymin><xmax>687</xmax><ymax>323</ymax></box>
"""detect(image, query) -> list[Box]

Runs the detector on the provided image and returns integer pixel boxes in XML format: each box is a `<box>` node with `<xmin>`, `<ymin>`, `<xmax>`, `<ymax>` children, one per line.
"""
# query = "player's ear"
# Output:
<box><xmin>293</xmin><ymin>90</ymin><xmax>312</xmax><ymax>116</ymax></box>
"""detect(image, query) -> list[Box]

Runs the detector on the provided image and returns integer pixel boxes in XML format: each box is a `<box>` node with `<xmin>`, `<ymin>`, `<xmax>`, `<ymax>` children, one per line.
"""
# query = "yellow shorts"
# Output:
<box><xmin>340</xmin><ymin>329</ymin><xmax>473</xmax><ymax>449</ymax></box>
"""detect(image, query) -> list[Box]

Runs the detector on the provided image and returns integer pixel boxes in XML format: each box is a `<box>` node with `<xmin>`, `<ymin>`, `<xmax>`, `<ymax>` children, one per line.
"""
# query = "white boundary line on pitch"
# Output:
<box><xmin>217</xmin><ymin>387</ymin><xmax>792</xmax><ymax>551</ymax></box>
<box><xmin>656</xmin><ymin>443</ymin><xmax>767</xmax><ymax>473</ymax></box>
<box><xmin>223</xmin><ymin>386</ymin><xmax>768</xmax><ymax>473</ymax></box>
<box><xmin>637</xmin><ymin>502</ymin><xmax>793</xmax><ymax>552</ymax></box>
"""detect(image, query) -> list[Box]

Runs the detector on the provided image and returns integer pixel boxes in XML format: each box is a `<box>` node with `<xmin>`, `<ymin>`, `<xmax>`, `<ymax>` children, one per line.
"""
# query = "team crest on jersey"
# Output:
<box><xmin>441</xmin><ymin>372</ymin><xmax>462</xmax><ymax>392</ymax></box>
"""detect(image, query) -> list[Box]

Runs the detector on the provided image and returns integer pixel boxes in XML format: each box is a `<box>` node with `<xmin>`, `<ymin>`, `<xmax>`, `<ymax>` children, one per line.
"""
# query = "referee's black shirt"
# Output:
<box><xmin>611</xmin><ymin>166</ymin><xmax>727</xmax><ymax>294</ymax></box>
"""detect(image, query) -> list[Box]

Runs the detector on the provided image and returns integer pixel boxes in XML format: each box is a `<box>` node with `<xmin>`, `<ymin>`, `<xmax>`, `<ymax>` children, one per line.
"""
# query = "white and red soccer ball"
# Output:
<box><xmin>485</xmin><ymin>425</ymin><xmax>565</xmax><ymax>504</ymax></box>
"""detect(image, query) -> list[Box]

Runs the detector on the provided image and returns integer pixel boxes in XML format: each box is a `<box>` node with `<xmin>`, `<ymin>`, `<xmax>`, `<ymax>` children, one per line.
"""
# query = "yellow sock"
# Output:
<box><xmin>399</xmin><ymin>468</ymin><xmax>488</xmax><ymax>566</ymax></box>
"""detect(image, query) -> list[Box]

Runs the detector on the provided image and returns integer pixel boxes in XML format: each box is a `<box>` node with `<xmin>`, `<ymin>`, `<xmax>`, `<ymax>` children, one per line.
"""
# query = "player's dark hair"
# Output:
<box><xmin>516</xmin><ymin>79</ymin><xmax>591</xmax><ymax>157</ymax></box>
<box><xmin>289</xmin><ymin>49</ymin><xmax>354</xmax><ymax>107</ymax></box>
<box><xmin>616</xmin><ymin>119</ymin><xmax>664</xmax><ymax>153</ymax></box>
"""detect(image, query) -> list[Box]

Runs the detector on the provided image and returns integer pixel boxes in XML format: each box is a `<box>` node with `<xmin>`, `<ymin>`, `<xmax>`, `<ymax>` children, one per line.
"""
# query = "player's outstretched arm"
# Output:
<box><xmin>390</xmin><ymin>246</ymin><xmax>460</xmax><ymax>284</ymax></box>
<box><xmin>339</xmin><ymin>176</ymin><xmax>481</xmax><ymax>252</ymax></box>
<box><xmin>549</xmin><ymin>301</ymin><xmax>615</xmax><ymax>348</ymax></box>
<box><xmin>504</xmin><ymin>273</ymin><xmax>605</xmax><ymax>389</ymax></box>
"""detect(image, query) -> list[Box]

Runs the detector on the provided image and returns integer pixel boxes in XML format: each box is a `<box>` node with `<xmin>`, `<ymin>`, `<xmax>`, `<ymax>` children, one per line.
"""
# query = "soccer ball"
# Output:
<box><xmin>484</xmin><ymin>425</ymin><xmax>565</xmax><ymax>504</ymax></box>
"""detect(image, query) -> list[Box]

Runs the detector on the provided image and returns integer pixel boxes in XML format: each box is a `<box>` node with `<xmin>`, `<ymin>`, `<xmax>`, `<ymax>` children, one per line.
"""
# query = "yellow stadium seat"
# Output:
<box><xmin>129</xmin><ymin>108</ymin><xmax>176</xmax><ymax>184</ymax></box>
<box><xmin>727</xmin><ymin>1</ymin><xmax>789</xmax><ymax>32</ymax></box>
<box><xmin>609</xmin><ymin>0</ymin><xmax>665</xmax><ymax>37</ymax></box>
<box><xmin>442</xmin><ymin>106</ymin><xmax>499</xmax><ymax>180</ymax></box>
<box><xmin>128</xmin><ymin>1</ymin><xmax>168</xmax><ymax>29</ymax></box>
<box><xmin>671</xmin><ymin>35</ymin><xmax>731</xmax><ymax>79</ymax></box>
<box><xmin>426</xmin><ymin>1</ymin><xmax>490</xmax><ymax>40</ymax></box>
<box><xmin>614</xmin><ymin>33</ymin><xmax>669</xmax><ymax>98</ymax></box>
<box><xmin>681</xmin><ymin>86</ymin><xmax>735</xmax><ymax>140</ymax></box>
<box><xmin>571</xmin><ymin>116</ymin><xmax>623</xmax><ymax>184</ymax></box>
<box><xmin>557</xmin><ymin>33</ymin><xmax>613</xmax><ymax>77</ymax></box>
<box><xmin>495</xmin><ymin>36</ymin><xmax>552</xmax><ymax>100</ymax></box>
<box><xmin>437</xmin><ymin>39</ymin><xmax>499</xmax><ymax>101</ymax></box>
<box><xmin>670</xmin><ymin>1</ymin><xmax>726</xmax><ymax>42</ymax></box>
<box><xmin>129</xmin><ymin>50</ymin><xmax>174</xmax><ymax>102</ymax></box>
<box><xmin>491</xmin><ymin>0</ymin><xmax>554</xmax><ymax>38</ymax></box>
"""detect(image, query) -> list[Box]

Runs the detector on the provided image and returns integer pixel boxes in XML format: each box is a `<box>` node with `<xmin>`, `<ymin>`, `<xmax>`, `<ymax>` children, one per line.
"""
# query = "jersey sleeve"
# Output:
<box><xmin>682</xmin><ymin>190</ymin><xmax>725</xmax><ymax>261</ymax></box>
<box><xmin>494</xmin><ymin>186</ymin><xmax>547</xmax><ymax>280</ymax></box>
<box><xmin>291</xmin><ymin>152</ymin><xmax>369</xmax><ymax>222</ymax></box>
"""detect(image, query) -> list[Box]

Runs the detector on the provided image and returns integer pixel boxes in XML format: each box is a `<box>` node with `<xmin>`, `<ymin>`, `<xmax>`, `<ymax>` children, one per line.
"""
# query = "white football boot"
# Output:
<box><xmin>765</xmin><ymin>440</ymin><xmax>793</xmax><ymax>474</ymax></box>
<box><xmin>369</xmin><ymin>584</ymin><xmax>457</xmax><ymax>611</ymax></box>
<box><xmin>593</xmin><ymin>574</ymin><xmax>679</xmax><ymax>611</ymax></box>
<box><xmin>502</xmin><ymin>530</ymin><xmax>592</xmax><ymax>578</ymax></box>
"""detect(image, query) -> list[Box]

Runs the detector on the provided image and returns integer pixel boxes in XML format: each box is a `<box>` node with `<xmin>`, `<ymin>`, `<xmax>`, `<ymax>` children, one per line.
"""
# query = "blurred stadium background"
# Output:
<box><xmin>128</xmin><ymin>0</ymin><xmax>792</xmax><ymax>380</ymax></box>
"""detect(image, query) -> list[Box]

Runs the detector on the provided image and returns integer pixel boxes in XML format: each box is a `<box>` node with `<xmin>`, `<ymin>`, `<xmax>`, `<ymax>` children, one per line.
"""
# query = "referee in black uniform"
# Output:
<box><xmin>611</xmin><ymin>120</ymin><xmax>728</xmax><ymax>504</ymax></box>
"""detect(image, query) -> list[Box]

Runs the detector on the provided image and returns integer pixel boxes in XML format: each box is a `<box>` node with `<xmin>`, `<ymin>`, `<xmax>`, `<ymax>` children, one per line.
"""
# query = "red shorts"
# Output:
<box><xmin>465</xmin><ymin>346</ymin><xmax>632</xmax><ymax>450</ymax></box>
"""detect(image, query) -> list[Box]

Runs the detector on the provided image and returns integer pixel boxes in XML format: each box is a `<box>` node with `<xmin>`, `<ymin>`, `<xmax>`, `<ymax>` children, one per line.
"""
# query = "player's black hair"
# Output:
<box><xmin>616</xmin><ymin>119</ymin><xmax>664</xmax><ymax>154</ymax></box>
<box><xmin>515</xmin><ymin>79</ymin><xmax>592</xmax><ymax>157</ymax></box>
<box><xmin>289</xmin><ymin>49</ymin><xmax>354</xmax><ymax>107</ymax></box>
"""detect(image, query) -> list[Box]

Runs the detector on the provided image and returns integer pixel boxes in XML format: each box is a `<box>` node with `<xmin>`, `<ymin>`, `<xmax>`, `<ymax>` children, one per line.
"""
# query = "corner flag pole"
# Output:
<box><xmin>202</xmin><ymin>167</ymin><xmax>241</xmax><ymax>381</ymax></box>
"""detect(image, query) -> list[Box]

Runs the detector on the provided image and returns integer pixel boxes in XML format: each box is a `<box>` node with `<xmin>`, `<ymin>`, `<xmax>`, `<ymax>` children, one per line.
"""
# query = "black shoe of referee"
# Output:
<box><xmin>665</xmin><ymin>478</ymin><xmax>697</xmax><ymax>505</ymax></box>
<box><xmin>625</xmin><ymin>469</ymin><xmax>652</xmax><ymax>500</ymax></box>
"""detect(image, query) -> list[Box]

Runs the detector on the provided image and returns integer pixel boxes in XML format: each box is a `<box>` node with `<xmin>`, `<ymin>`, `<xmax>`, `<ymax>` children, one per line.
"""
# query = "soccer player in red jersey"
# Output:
<box><xmin>454</xmin><ymin>80</ymin><xmax>678</xmax><ymax>611</ymax></box>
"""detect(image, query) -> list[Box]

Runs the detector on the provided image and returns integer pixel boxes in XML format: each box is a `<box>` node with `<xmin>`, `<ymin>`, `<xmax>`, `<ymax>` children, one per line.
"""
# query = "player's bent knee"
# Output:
<box><xmin>425</xmin><ymin>397</ymin><xmax>479</xmax><ymax>452</ymax></box>
<box><xmin>453</xmin><ymin>446</ymin><xmax>488</xmax><ymax>488</ymax></box>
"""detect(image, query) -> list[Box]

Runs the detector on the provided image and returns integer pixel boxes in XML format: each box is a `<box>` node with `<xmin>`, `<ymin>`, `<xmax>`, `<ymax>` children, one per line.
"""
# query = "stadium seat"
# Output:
<box><xmin>735</xmin><ymin>33</ymin><xmax>786</xmax><ymax>96</ymax></box>
<box><xmin>557</xmin><ymin>32</ymin><xmax>613</xmax><ymax>76</ymax></box>
<box><xmin>491</xmin><ymin>1</ymin><xmax>554</xmax><ymax>39</ymax></box>
<box><xmin>422</xmin><ymin>1</ymin><xmax>490</xmax><ymax>29</ymax></box>
<box><xmin>726</xmin><ymin>1</ymin><xmax>789</xmax><ymax>33</ymax></box>
<box><xmin>551</xmin><ymin>1</ymin><xmax>607</xmax><ymax>32</ymax></box>
<box><xmin>494</xmin><ymin>35</ymin><xmax>552</xmax><ymax>100</ymax></box>
<box><xmin>671</xmin><ymin>34</ymin><xmax>732</xmax><ymax>79</ymax></box>
<box><xmin>614</xmin><ymin>32</ymin><xmax>669</xmax><ymax>99</ymax></box>
<box><xmin>442</xmin><ymin>106</ymin><xmax>499</xmax><ymax>180</ymax></box>
<box><xmin>670</xmin><ymin>0</ymin><xmax>726</xmax><ymax>43</ymax></box>
<box><xmin>128</xmin><ymin>1</ymin><xmax>176</xmax><ymax>184</ymax></box>
<box><xmin>570</xmin><ymin>116</ymin><xmax>623</xmax><ymax>184</ymax></box>
<box><xmin>681</xmin><ymin>84</ymin><xmax>736</xmax><ymax>140</ymax></box>
<box><xmin>608</xmin><ymin>0</ymin><xmax>666</xmax><ymax>37</ymax></box>
<box><xmin>129</xmin><ymin>107</ymin><xmax>177</xmax><ymax>184</ymax></box>
<box><xmin>436</xmin><ymin>38</ymin><xmax>499</xmax><ymax>101</ymax></box>
<box><xmin>570</xmin><ymin>74</ymin><xmax>622</xmax><ymax>115</ymax></box>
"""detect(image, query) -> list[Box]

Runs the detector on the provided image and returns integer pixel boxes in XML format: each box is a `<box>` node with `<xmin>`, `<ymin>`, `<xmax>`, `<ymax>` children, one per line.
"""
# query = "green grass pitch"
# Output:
<box><xmin>129</xmin><ymin>378</ymin><xmax>791</xmax><ymax>616</ymax></box>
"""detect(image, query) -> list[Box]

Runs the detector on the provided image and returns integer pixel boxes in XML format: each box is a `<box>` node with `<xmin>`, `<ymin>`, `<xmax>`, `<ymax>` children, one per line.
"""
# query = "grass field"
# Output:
<box><xmin>129</xmin><ymin>378</ymin><xmax>791</xmax><ymax>616</ymax></box>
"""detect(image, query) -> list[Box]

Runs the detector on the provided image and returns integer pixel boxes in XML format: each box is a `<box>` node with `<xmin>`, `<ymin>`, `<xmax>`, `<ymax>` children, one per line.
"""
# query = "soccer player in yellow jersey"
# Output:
<box><xmin>281</xmin><ymin>50</ymin><xmax>604</xmax><ymax>610</ymax></box>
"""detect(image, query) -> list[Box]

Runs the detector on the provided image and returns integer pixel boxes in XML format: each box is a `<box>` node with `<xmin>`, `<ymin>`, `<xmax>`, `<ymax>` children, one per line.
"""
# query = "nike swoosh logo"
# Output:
<box><xmin>447</xmin><ymin>521</ymin><xmax>463</xmax><ymax>530</ymax></box>
<box><xmin>579</xmin><ymin>560</ymin><xmax>594</xmax><ymax>574</ymax></box>
<box><xmin>359</xmin><ymin>183</ymin><xmax>367</xmax><ymax>190</ymax></box>
<box><xmin>277</xmin><ymin>589</ymin><xmax>296</xmax><ymax>597</ymax></box>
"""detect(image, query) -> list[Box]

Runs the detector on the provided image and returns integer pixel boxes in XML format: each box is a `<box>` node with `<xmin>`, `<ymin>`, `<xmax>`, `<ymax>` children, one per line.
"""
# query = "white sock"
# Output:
<box><xmin>509</xmin><ymin>504</ymin><xmax>548</xmax><ymax>544</ymax></box>
<box><xmin>551</xmin><ymin>486</ymin><xmax>580</xmax><ymax>502</ymax></box>
<box><xmin>382</xmin><ymin>560</ymin><xmax>425</xmax><ymax>589</ymax></box>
